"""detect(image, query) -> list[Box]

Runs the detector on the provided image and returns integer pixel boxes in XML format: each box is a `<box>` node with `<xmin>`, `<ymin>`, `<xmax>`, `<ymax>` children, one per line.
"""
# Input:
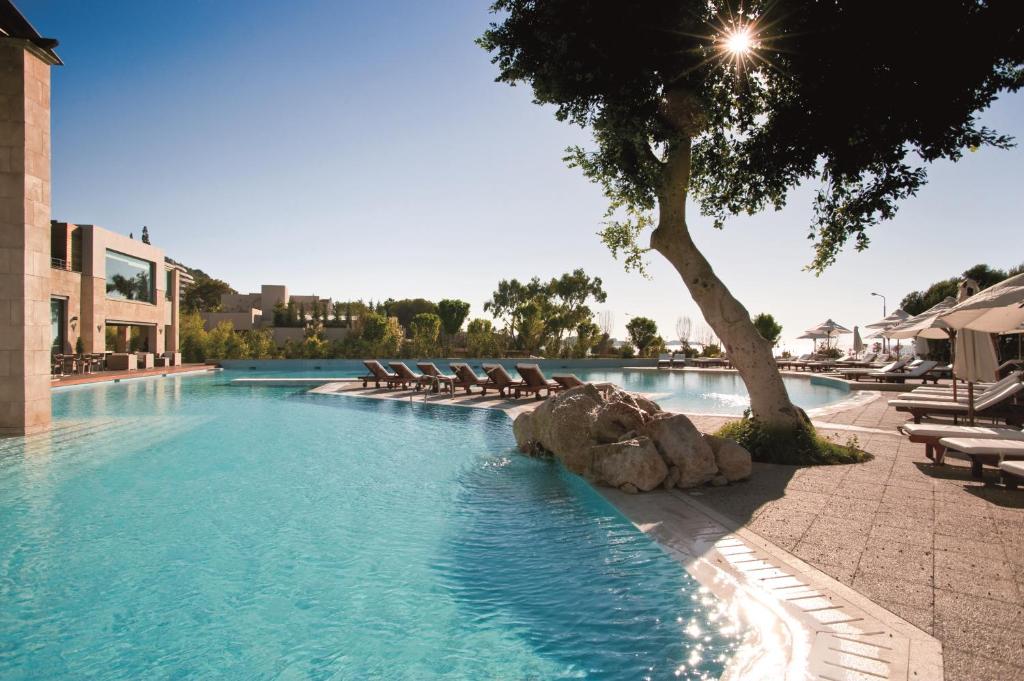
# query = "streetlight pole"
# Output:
<box><xmin>871</xmin><ymin>292</ymin><xmax>887</xmax><ymax>352</ymax></box>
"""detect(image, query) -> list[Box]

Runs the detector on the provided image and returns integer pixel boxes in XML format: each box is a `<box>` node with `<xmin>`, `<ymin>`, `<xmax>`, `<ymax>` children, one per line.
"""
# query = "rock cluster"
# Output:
<box><xmin>513</xmin><ymin>384</ymin><xmax>751</xmax><ymax>493</ymax></box>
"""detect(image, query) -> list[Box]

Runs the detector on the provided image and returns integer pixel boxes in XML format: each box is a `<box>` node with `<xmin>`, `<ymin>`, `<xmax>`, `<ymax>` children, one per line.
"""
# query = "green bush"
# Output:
<box><xmin>715</xmin><ymin>414</ymin><xmax>871</xmax><ymax>466</ymax></box>
<box><xmin>818</xmin><ymin>346</ymin><xmax>843</xmax><ymax>359</ymax></box>
<box><xmin>700</xmin><ymin>343</ymin><xmax>721</xmax><ymax>357</ymax></box>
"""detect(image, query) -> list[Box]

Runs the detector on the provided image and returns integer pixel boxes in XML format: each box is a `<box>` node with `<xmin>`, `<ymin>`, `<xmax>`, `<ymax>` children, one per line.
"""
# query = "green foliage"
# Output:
<box><xmin>74</xmin><ymin>336</ymin><xmax>84</xmax><ymax>354</ymax></box>
<box><xmin>437</xmin><ymin>299</ymin><xmax>470</xmax><ymax>354</ymax></box>
<box><xmin>480</xmin><ymin>1</ymin><xmax>1023</xmax><ymax>274</ymax></box>
<box><xmin>360</xmin><ymin>311</ymin><xmax>404</xmax><ymax>357</ymax></box>
<box><xmin>818</xmin><ymin>347</ymin><xmax>843</xmax><ymax>359</ymax></box>
<box><xmin>383</xmin><ymin>298</ymin><xmax>438</xmax><ymax>334</ymax></box>
<box><xmin>182</xmin><ymin>277</ymin><xmax>235</xmax><ymax>313</ymax></box>
<box><xmin>625</xmin><ymin>317</ymin><xmax>659</xmax><ymax>356</ymax></box>
<box><xmin>618</xmin><ymin>343</ymin><xmax>636</xmax><ymax>359</ymax></box>
<box><xmin>410</xmin><ymin>312</ymin><xmax>442</xmax><ymax>356</ymax></box>
<box><xmin>752</xmin><ymin>313</ymin><xmax>782</xmax><ymax>346</ymax></box>
<box><xmin>484</xmin><ymin>269</ymin><xmax>606</xmax><ymax>355</ymax></box>
<box><xmin>716</xmin><ymin>415</ymin><xmax>872</xmax><ymax>466</ymax></box>
<box><xmin>700</xmin><ymin>343</ymin><xmax>722</xmax><ymax>358</ymax></box>
<box><xmin>573</xmin><ymin>321</ymin><xmax>602</xmax><ymax>358</ymax></box>
<box><xmin>900</xmin><ymin>263</ymin><xmax>1024</xmax><ymax>315</ymax></box>
<box><xmin>466</xmin><ymin>318</ymin><xmax>504</xmax><ymax>358</ymax></box>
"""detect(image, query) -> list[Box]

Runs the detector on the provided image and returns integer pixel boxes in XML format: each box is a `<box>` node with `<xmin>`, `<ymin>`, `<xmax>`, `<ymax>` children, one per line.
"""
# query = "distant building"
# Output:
<box><xmin>201</xmin><ymin>284</ymin><xmax>349</xmax><ymax>345</ymax></box>
<box><xmin>49</xmin><ymin>222</ymin><xmax>185</xmax><ymax>355</ymax></box>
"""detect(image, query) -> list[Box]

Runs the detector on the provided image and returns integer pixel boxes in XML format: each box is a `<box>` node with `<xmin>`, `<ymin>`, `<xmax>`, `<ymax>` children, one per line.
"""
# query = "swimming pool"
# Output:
<box><xmin>221</xmin><ymin>359</ymin><xmax>852</xmax><ymax>415</ymax></box>
<box><xmin>0</xmin><ymin>373</ymin><xmax>742</xmax><ymax>679</ymax></box>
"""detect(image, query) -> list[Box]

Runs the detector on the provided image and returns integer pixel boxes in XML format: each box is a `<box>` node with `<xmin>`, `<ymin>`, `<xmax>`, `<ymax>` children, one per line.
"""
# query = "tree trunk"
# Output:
<box><xmin>650</xmin><ymin>136</ymin><xmax>805</xmax><ymax>430</ymax></box>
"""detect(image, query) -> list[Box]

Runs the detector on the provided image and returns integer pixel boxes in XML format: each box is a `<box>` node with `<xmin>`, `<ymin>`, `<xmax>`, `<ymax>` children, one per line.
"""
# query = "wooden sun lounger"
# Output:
<box><xmin>416</xmin><ymin>362</ymin><xmax>457</xmax><ymax>394</ymax></box>
<box><xmin>515</xmin><ymin>363</ymin><xmax>562</xmax><ymax>399</ymax></box>
<box><xmin>449</xmin><ymin>363</ymin><xmax>496</xmax><ymax>395</ymax></box>
<box><xmin>388</xmin><ymin>362</ymin><xmax>433</xmax><ymax>391</ymax></box>
<box><xmin>869</xmin><ymin>360</ymin><xmax>939</xmax><ymax>384</ymax></box>
<box><xmin>939</xmin><ymin>437</ymin><xmax>1024</xmax><ymax>479</ymax></box>
<box><xmin>482</xmin><ymin>363</ymin><xmax>525</xmax><ymax>397</ymax></box>
<box><xmin>898</xmin><ymin>423</ymin><xmax>1024</xmax><ymax>464</ymax></box>
<box><xmin>361</xmin><ymin>360</ymin><xmax>407</xmax><ymax>389</ymax></box>
<box><xmin>551</xmin><ymin>374</ymin><xmax>615</xmax><ymax>393</ymax></box>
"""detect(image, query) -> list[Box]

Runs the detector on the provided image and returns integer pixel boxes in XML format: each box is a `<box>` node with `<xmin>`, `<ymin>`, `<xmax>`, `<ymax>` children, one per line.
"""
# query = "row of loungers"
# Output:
<box><xmin>891</xmin><ymin>371</ymin><xmax>1024</xmax><ymax>485</ymax></box>
<box><xmin>834</xmin><ymin>358</ymin><xmax>948</xmax><ymax>384</ymax></box>
<box><xmin>359</xmin><ymin>360</ymin><xmax>607</xmax><ymax>400</ymax></box>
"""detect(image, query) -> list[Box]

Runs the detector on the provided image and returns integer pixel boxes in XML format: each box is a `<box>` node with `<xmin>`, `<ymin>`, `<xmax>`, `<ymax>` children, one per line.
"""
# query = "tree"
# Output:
<box><xmin>900</xmin><ymin>263</ymin><xmax>1024</xmax><ymax>315</ymax></box>
<box><xmin>437</xmin><ymin>299</ymin><xmax>470</xmax><ymax>354</ymax></box>
<box><xmin>182</xmin><ymin>277</ymin><xmax>235</xmax><ymax>313</ymax></box>
<box><xmin>626</xmin><ymin>316</ymin><xmax>659</xmax><ymax>357</ymax></box>
<box><xmin>479</xmin><ymin>2</ymin><xmax>1022</xmax><ymax>430</ymax></box>
<box><xmin>361</xmin><ymin>311</ymin><xmax>404</xmax><ymax>357</ymax></box>
<box><xmin>466</xmin><ymin>318</ymin><xmax>503</xmax><ymax>358</ymax></box>
<box><xmin>752</xmin><ymin>313</ymin><xmax>782</xmax><ymax>347</ymax></box>
<box><xmin>676</xmin><ymin>316</ymin><xmax>693</xmax><ymax>347</ymax></box>
<box><xmin>409</xmin><ymin>312</ymin><xmax>442</xmax><ymax>357</ymax></box>
<box><xmin>141</xmin><ymin>226</ymin><xmax>150</xmax><ymax>245</ymax></box>
<box><xmin>386</xmin><ymin>299</ymin><xmax>438</xmax><ymax>333</ymax></box>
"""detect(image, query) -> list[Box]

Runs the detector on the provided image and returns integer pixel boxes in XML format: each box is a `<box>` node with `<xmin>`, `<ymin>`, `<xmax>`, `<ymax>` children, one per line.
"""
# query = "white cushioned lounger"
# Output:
<box><xmin>999</xmin><ymin>460</ymin><xmax>1024</xmax><ymax>488</ymax></box>
<box><xmin>900</xmin><ymin>424</ymin><xmax>1024</xmax><ymax>440</ymax></box>
<box><xmin>938</xmin><ymin>437</ymin><xmax>1024</xmax><ymax>478</ymax></box>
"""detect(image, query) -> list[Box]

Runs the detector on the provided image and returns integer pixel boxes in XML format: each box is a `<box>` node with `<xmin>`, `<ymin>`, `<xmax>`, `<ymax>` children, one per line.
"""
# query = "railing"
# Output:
<box><xmin>50</xmin><ymin>257</ymin><xmax>81</xmax><ymax>272</ymax></box>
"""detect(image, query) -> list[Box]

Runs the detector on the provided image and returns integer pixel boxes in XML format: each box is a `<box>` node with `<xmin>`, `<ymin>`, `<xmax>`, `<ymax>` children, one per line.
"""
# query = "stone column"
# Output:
<box><xmin>166</xmin><ymin>269</ymin><xmax>180</xmax><ymax>352</ymax></box>
<box><xmin>0</xmin><ymin>42</ymin><xmax>55</xmax><ymax>436</ymax></box>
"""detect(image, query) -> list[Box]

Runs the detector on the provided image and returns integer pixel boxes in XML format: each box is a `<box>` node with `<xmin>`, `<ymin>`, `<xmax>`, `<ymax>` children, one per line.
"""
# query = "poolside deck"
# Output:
<box><xmin>51</xmin><ymin>364</ymin><xmax>213</xmax><ymax>386</ymax></box>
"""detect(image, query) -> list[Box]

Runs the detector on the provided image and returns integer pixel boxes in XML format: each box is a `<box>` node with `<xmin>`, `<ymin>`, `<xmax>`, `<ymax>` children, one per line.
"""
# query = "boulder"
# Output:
<box><xmin>590</xmin><ymin>437</ymin><xmax>668</xmax><ymax>492</ymax></box>
<box><xmin>704</xmin><ymin>435</ymin><xmax>753</xmax><ymax>481</ymax></box>
<box><xmin>512</xmin><ymin>411</ymin><xmax>536</xmax><ymax>453</ymax></box>
<box><xmin>591</xmin><ymin>400</ymin><xmax>648</xmax><ymax>444</ymax></box>
<box><xmin>641</xmin><ymin>414</ymin><xmax>718</xmax><ymax>488</ymax></box>
<box><xmin>528</xmin><ymin>385</ymin><xmax>603</xmax><ymax>474</ymax></box>
<box><xmin>631</xmin><ymin>394</ymin><xmax>662</xmax><ymax>417</ymax></box>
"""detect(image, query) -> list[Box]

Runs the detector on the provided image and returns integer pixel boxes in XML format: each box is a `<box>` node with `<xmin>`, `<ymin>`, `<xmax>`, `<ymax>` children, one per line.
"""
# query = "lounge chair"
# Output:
<box><xmin>938</xmin><ymin>437</ymin><xmax>1024</xmax><ymax>479</ymax></box>
<box><xmin>416</xmin><ymin>362</ymin><xmax>457</xmax><ymax>393</ymax></box>
<box><xmin>891</xmin><ymin>376</ymin><xmax>1024</xmax><ymax>425</ymax></box>
<box><xmin>551</xmin><ymin>374</ymin><xmax>615</xmax><ymax>393</ymax></box>
<box><xmin>515</xmin><ymin>363</ymin><xmax>562</xmax><ymax>399</ymax></box>
<box><xmin>361</xmin><ymin>360</ymin><xmax>407</xmax><ymax>389</ymax></box>
<box><xmin>449</xmin><ymin>363</ymin><xmax>496</xmax><ymax>395</ymax></box>
<box><xmin>657</xmin><ymin>353</ymin><xmax>672</xmax><ymax>369</ymax></box>
<box><xmin>389</xmin><ymin>362</ymin><xmax>432</xmax><ymax>391</ymax></box>
<box><xmin>892</xmin><ymin>372</ymin><xmax>1020</xmax><ymax>405</ymax></box>
<box><xmin>869</xmin><ymin>360</ymin><xmax>939</xmax><ymax>384</ymax></box>
<box><xmin>998</xmin><ymin>459</ymin><xmax>1024</xmax><ymax>489</ymax></box>
<box><xmin>834</xmin><ymin>352</ymin><xmax>876</xmax><ymax>367</ymax></box>
<box><xmin>898</xmin><ymin>423</ymin><xmax>1024</xmax><ymax>464</ymax></box>
<box><xmin>482</xmin><ymin>363</ymin><xmax>526</xmax><ymax>397</ymax></box>
<box><xmin>837</xmin><ymin>358</ymin><xmax>908</xmax><ymax>381</ymax></box>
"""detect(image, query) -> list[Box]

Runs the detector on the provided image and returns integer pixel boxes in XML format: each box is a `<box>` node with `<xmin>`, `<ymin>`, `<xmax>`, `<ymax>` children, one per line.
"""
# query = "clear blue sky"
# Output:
<box><xmin>26</xmin><ymin>0</ymin><xmax>1024</xmax><ymax>349</ymax></box>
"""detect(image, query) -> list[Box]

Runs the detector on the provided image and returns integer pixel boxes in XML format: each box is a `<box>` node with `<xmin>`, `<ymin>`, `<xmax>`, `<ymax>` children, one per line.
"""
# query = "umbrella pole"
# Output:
<box><xmin>949</xmin><ymin>331</ymin><xmax>957</xmax><ymax>402</ymax></box>
<box><xmin>967</xmin><ymin>382</ymin><xmax>975</xmax><ymax>427</ymax></box>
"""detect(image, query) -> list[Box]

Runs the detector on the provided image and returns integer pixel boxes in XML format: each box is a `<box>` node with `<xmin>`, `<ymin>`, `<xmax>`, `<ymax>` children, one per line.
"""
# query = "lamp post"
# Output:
<box><xmin>871</xmin><ymin>292</ymin><xmax>887</xmax><ymax>352</ymax></box>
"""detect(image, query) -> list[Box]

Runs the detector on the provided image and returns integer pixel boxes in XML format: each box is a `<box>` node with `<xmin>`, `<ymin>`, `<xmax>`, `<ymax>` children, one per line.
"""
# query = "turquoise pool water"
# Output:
<box><xmin>0</xmin><ymin>373</ymin><xmax>741</xmax><ymax>679</ymax></box>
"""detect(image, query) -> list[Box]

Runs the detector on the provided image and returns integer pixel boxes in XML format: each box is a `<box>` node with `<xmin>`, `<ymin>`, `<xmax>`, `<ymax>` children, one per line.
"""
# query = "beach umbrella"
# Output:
<box><xmin>852</xmin><ymin>326</ymin><xmax>864</xmax><ymax>355</ymax></box>
<box><xmin>805</xmin><ymin>319</ymin><xmax>851</xmax><ymax>349</ymax></box>
<box><xmin>938</xmin><ymin>272</ymin><xmax>1024</xmax><ymax>334</ymax></box>
<box><xmin>886</xmin><ymin>297</ymin><xmax>958</xmax><ymax>340</ymax></box>
<box><xmin>954</xmin><ymin>329</ymin><xmax>999</xmax><ymax>424</ymax></box>
<box><xmin>865</xmin><ymin>309</ymin><xmax>911</xmax><ymax>330</ymax></box>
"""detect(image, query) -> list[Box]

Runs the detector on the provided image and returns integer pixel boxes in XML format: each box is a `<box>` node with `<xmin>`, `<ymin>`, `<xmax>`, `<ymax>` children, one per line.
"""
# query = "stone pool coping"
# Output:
<box><xmin>298</xmin><ymin>380</ymin><xmax>943</xmax><ymax>680</ymax></box>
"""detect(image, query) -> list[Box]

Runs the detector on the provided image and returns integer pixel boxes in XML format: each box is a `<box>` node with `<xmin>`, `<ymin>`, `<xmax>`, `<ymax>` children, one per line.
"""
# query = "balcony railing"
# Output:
<box><xmin>50</xmin><ymin>257</ymin><xmax>81</xmax><ymax>273</ymax></box>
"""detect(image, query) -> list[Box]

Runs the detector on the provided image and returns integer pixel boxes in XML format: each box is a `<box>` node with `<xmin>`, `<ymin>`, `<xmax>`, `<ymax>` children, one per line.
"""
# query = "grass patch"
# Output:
<box><xmin>715</xmin><ymin>415</ymin><xmax>872</xmax><ymax>466</ymax></box>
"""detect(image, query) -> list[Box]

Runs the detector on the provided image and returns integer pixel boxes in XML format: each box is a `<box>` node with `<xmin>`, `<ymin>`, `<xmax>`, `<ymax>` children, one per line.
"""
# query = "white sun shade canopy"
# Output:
<box><xmin>886</xmin><ymin>297</ymin><xmax>958</xmax><ymax>340</ymax></box>
<box><xmin>864</xmin><ymin>309</ymin><xmax>910</xmax><ymax>330</ymax></box>
<box><xmin>805</xmin><ymin>319</ymin><xmax>852</xmax><ymax>337</ymax></box>
<box><xmin>939</xmin><ymin>273</ymin><xmax>1024</xmax><ymax>333</ymax></box>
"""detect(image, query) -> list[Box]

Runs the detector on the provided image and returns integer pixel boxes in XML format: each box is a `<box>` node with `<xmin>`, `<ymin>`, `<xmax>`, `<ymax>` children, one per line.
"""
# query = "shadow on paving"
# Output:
<box><xmin>685</xmin><ymin>461</ymin><xmax>798</xmax><ymax>530</ymax></box>
<box><xmin>913</xmin><ymin>461</ymin><xmax>1024</xmax><ymax>509</ymax></box>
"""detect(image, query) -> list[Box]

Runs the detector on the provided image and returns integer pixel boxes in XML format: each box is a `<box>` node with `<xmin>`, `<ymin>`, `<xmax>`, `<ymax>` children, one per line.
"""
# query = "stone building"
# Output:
<box><xmin>0</xmin><ymin>0</ymin><xmax>60</xmax><ymax>434</ymax></box>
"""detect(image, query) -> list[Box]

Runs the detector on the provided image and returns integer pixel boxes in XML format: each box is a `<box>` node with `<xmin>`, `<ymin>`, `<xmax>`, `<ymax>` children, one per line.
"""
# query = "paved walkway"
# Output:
<box><xmin>690</xmin><ymin>396</ymin><xmax>1024</xmax><ymax>681</ymax></box>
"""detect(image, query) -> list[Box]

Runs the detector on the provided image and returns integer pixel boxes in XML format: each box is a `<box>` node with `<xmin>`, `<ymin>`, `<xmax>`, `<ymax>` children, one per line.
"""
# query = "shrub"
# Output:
<box><xmin>818</xmin><ymin>346</ymin><xmax>843</xmax><ymax>359</ymax></box>
<box><xmin>701</xmin><ymin>343</ymin><xmax>722</xmax><ymax>357</ymax></box>
<box><xmin>618</xmin><ymin>343</ymin><xmax>635</xmax><ymax>359</ymax></box>
<box><xmin>715</xmin><ymin>413</ymin><xmax>871</xmax><ymax>466</ymax></box>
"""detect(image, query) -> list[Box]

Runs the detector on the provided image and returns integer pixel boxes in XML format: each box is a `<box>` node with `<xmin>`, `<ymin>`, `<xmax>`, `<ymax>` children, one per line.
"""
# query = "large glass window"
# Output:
<box><xmin>105</xmin><ymin>250</ymin><xmax>154</xmax><ymax>303</ymax></box>
<box><xmin>50</xmin><ymin>298</ymin><xmax>65</xmax><ymax>353</ymax></box>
